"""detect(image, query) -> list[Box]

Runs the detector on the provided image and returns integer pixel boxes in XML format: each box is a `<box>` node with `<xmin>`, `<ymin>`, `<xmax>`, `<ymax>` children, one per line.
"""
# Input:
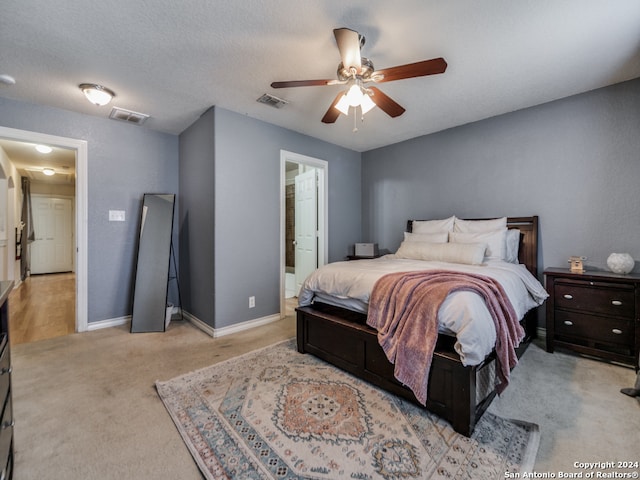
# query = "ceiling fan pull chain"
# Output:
<box><xmin>353</xmin><ymin>108</ymin><xmax>358</xmax><ymax>132</ymax></box>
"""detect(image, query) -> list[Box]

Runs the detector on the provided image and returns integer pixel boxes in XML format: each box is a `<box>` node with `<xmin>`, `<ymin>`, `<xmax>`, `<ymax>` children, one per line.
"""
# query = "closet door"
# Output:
<box><xmin>30</xmin><ymin>196</ymin><xmax>73</xmax><ymax>274</ymax></box>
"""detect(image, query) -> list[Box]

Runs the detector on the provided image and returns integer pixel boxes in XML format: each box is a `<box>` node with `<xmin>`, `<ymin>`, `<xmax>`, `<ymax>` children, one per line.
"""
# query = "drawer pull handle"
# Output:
<box><xmin>563</xmin><ymin>294</ymin><xmax>573</xmax><ymax>300</ymax></box>
<box><xmin>0</xmin><ymin>366</ymin><xmax>11</xmax><ymax>375</ymax></box>
<box><xmin>612</xmin><ymin>328</ymin><xmax>623</xmax><ymax>335</ymax></box>
<box><xmin>611</xmin><ymin>300</ymin><xmax>622</xmax><ymax>306</ymax></box>
<box><xmin>564</xmin><ymin>320</ymin><xmax>573</xmax><ymax>326</ymax></box>
<box><xmin>1</xmin><ymin>420</ymin><xmax>14</xmax><ymax>429</ymax></box>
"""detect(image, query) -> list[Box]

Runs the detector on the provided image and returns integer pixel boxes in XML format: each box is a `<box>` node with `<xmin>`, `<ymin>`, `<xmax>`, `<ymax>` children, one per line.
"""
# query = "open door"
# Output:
<box><xmin>294</xmin><ymin>168</ymin><xmax>317</xmax><ymax>295</ymax></box>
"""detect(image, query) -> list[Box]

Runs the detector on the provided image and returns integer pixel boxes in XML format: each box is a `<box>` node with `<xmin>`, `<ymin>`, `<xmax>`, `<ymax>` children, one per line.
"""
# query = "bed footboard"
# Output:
<box><xmin>296</xmin><ymin>303</ymin><xmax>514</xmax><ymax>436</ymax></box>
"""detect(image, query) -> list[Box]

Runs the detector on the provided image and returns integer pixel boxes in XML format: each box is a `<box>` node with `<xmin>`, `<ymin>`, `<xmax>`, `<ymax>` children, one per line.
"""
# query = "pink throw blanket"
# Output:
<box><xmin>366</xmin><ymin>270</ymin><xmax>523</xmax><ymax>405</ymax></box>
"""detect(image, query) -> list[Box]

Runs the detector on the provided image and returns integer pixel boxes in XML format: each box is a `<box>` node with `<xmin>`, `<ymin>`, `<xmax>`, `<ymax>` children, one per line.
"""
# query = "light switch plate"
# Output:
<box><xmin>109</xmin><ymin>210</ymin><xmax>125</xmax><ymax>222</ymax></box>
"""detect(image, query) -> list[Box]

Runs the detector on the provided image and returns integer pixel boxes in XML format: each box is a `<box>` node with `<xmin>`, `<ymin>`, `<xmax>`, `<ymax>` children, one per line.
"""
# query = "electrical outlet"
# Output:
<box><xmin>249</xmin><ymin>296</ymin><xmax>255</xmax><ymax>308</ymax></box>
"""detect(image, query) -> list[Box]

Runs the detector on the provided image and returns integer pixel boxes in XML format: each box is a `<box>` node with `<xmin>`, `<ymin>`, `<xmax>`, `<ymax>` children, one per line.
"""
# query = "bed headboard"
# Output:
<box><xmin>406</xmin><ymin>216</ymin><xmax>539</xmax><ymax>278</ymax></box>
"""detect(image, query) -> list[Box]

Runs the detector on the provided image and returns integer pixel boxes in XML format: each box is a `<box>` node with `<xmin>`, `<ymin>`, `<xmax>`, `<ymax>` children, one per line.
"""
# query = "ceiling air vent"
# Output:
<box><xmin>109</xmin><ymin>107</ymin><xmax>150</xmax><ymax>125</ymax></box>
<box><xmin>257</xmin><ymin>93</ymin><xmax>288</xmax><ymax>109</ymax></box>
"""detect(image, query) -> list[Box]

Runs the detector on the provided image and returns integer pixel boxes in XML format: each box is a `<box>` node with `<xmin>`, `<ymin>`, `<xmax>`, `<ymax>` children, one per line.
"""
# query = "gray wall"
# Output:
<box><xmin>0</xmin><ymin>97</ymin><xmax>179</xmax><ymax>323</ymax></box>
<box><xmin>179</xmin><ymin>106</ymin><xmax>361</xmax><ymax>329</ymax></box>
<box><xmin>362</xmin><ymin>78</ymin><xmax>640</xmax><ymax>276</ymax></box>
<box><xmin>178</xmin><ymin>107</ymin><xmax>215</xmax><ymax>326</ymax></box>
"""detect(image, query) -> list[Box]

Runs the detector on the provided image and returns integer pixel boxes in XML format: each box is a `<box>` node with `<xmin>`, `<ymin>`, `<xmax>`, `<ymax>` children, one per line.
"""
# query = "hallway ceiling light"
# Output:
<box><xmin>35</xmin><ymin>144</ymin><xmax>52</xmax><ymax>154</ymax></box>
<box><xmin>42</xmin><ymin>168</ymin><xmax>55</xmax><ymax>176</ymax></box>
<box><xmin>79</xmin><ymin>83</ymin><xmax>115</xmax><ymax>106</ymax></box>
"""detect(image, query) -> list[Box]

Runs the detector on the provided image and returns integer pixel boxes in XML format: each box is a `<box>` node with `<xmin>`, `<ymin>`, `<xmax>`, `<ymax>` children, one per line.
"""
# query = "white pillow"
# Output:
<box><xmin>505</xmin><ymin>229</ymin><xmax>521</xmax><ymax>263</ymax></box>
<box><xmin>449</xmin><ymin>229</ymin><xmax>507</xmax><ymax>261</ymax></box>
<box><xmin>403</xmin><ymin>231</ymin><xmax>448</xmax><ymax>243</ymax></box>
<box><xmin>453</xmin><ymin>217</ymin><xmax>507</xmax><ymax>233</ymax></box>
<box><xmin>395</xmin><ymin>241</ymin><xmax>486</xmax><ymax>265</ymax></box>
<box><xmin>411</xmin><ymin>216</ymin><xmax>455</xmax><ymax>234</ymax></box>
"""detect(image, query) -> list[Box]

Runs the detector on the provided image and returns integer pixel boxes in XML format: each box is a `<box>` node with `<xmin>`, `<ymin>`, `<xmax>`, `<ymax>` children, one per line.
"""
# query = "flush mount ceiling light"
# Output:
<box><xmin>79</xmin><ymin>83</ymin><xmax>115</xmax><ymax>106</ymax></box>
<box><xmin>35</xmin><ymin>144</ymin><xmax>52</xmax><ymax>154</ymax></box>
<box><xmin>0</xmin><ymin>74</ymin><xmax>16</xmax><ymax>86</ymax></box>
<box><xmin>42</xmin><ymin>168</ymin><xmax>55</xmax><ymax>176</ymax></box>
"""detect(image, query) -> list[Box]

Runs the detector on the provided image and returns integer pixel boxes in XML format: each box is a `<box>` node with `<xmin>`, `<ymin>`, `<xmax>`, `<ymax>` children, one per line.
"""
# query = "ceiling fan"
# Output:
<box><xmin>271</xmin><ymin>28</ymin><xmax>447</xmax><ymax>125</ymax></box>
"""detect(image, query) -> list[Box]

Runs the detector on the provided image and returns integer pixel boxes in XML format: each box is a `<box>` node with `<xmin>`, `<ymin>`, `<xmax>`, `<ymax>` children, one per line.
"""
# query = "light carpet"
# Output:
<box><xmin>156</xmin><ymin>339</ymin><xmax>539</xmax><ymax>479</ymax></box>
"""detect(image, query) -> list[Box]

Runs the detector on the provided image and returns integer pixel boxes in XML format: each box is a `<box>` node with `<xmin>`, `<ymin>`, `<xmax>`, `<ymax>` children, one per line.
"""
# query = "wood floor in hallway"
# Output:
<box><xmin>8</xmin><ymin>272</ymin><xmax>75</xmax><ymax>346</ymax></box>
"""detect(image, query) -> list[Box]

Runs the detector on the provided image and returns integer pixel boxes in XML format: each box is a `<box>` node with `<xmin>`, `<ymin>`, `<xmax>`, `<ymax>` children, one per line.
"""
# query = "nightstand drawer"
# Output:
<box><xmin>554</xmin><ymin>281</ymin><xmax>635</xmax><ymax>318</ymax></box>
<box><xmin>555</xmin><ymin>310</ymin><xmax>634</xmax><ymax>347</ymax></box>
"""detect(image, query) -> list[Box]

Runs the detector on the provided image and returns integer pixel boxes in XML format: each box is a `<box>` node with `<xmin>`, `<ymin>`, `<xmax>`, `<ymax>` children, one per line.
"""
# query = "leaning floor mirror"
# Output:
<box><xmin>131</xmin><ymin>193</ymin><xmax>175</xmax><ymax>333</ymax></box>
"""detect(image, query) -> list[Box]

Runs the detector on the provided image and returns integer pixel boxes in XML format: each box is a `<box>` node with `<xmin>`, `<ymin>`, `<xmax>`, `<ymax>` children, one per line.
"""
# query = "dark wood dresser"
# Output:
<box><xmin>544</xmin><ymin>268</ymin><xmax>639</xmax><ymax>370</ymax></box>
<box><xmin>0</xmin><ymin>281</ymin><xmax>14</xmax><ymax>480</ymax></box>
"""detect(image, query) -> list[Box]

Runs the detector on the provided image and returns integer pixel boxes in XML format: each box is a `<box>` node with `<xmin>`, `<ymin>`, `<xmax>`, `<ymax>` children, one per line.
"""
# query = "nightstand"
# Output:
<box><xmin>544</xmin><ymin>268</ymin><xmax>640</xmax><ymax>370</ymax></box>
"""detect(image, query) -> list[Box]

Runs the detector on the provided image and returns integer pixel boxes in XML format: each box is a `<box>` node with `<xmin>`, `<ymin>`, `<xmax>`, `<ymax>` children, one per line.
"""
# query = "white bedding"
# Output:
<box><xmin>298</xmin><ymin>255</ymin><xmax>548</xmax><ymax>366</ymax></box>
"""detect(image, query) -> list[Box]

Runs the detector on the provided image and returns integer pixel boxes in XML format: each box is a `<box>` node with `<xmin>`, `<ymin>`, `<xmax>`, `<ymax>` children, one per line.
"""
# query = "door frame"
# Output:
<box><xmin>279</xmin><ymin>150</ymin><xmax>328</xmax><ymax>317</ymax></box>
<box><xmin>0</xmin><ymin>126</ymin><xmax>88</xmax><ymax>332</ymax></box>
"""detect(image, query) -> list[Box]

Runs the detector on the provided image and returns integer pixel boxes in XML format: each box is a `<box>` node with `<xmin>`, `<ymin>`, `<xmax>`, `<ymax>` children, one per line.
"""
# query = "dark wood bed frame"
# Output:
<box><xmin>296</xmin><ymin>216</ymin><xmax>540</xmax><ymax>437</ymax></box>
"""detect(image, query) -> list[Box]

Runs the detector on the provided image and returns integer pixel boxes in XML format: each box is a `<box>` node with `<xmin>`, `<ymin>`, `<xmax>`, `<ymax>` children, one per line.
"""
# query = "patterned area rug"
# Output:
<box><xmin>156</xmin><ymin>340</ymin><xmax>539</xmax><ymax>480</ymax></box>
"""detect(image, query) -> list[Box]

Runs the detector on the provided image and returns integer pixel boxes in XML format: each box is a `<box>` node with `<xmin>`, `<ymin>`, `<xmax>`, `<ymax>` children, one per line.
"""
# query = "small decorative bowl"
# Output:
<box><xmin>607</xmin><ymin>253</ymin><xmax>635</xmax><ymax>274</ymax></box>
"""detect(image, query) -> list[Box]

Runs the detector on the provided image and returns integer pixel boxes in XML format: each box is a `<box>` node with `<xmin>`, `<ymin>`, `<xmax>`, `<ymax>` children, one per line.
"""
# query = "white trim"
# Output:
<box><xmin>279</xmin><ymin>150</ymin><xmax>328</xmax><ymax>317</ymax></box>
<box><xmin>182</xmin><ymin>311</ymin><xmax>215</xmax><ymax>337</ymax></box>
<box><xmin>86</xmin><ymin>315</ymin><xmax>129</xmax><ymax>331</ymax></box>
<box><xmin>0</xmin><ymin>126</ymin><xmax>88</xmax><ymax>332</ymax></box>
<box><xmin>183</xmin><ymin>310</ymin><xmax>281</xmax><ymax>338</ymax></box>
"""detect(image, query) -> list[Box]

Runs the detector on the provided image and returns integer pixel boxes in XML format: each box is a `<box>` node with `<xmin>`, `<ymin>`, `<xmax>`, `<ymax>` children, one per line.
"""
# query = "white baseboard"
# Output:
<box><xmin>183</xmin><ymin>311</ymin><xmax>282</xmax><ymax>338</ymax></box>
<box><xmin>86</xmin><ymin>311</ymin><xmax>283</xmax><ymax>338</ymax></box>
<box><xmin>182</xmin><ymin>311</ymin><xmax>215</xmax><ymax>337</ymax></box>
<box><xmin>87</xmin><ymin>315</ymin><xmax>130</xmax><ymax>331</ymax></box>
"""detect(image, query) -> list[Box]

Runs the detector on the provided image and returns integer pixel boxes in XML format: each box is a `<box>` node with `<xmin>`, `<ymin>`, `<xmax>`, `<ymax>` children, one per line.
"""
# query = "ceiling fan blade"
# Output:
<box><xmin>368</xmin><ymin>87</ymin><xmax>406</xmax><ymax>118</ymax></box>
<box><xmin>373</xmin><ymin>57</ymin><xmax>447</xmax><ymax>83</ymax></box>
<box><xmin>321</xmin><ymin>92</ymin><xmax>345</xmax><ymax>124</ymax></box>
<box><xmin>271</xmin><ymin>79</ymin><xmax>335</xmax><ymax>88</ymax></box>
<box><xmin>333</xmin><ymin>28</ymin><xmax>362</xmax><ymax>73</ymax></box>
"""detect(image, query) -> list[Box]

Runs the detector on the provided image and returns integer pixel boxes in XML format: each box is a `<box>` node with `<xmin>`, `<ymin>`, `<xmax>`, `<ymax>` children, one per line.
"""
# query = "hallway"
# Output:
<box><xmin>8</xmin><ymin>273</ymin><xmax>75</xmax><ymax>345</ymax></box>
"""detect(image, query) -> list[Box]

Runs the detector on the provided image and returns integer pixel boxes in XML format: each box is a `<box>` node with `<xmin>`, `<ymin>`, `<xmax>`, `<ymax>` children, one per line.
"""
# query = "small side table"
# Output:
<box><xmin>544</xmin><ymin>267</ymin><xmax>640</xmax><ymax>370</ymax></box>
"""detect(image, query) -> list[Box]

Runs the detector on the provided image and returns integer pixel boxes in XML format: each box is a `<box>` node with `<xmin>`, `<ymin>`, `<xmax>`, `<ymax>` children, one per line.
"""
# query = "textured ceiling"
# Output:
<box><xmin>1</xmin><ymin>0</ymin><xmax>640</xmax><ymax>153</ymax></box>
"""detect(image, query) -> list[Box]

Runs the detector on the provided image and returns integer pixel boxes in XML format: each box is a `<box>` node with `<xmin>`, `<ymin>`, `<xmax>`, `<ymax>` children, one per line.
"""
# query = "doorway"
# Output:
<box><xmin>0</xmin><ymin>126</ymin><xmax>88</xmax><ymax>334</ymax></box>
<box><xmin>279</xmin><ymin>150</ymin><xmax>328</xmax><ymax>317</ymax></box>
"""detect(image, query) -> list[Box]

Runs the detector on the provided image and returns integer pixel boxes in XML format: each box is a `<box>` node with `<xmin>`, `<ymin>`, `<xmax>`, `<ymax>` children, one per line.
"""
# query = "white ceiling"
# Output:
<box><xmin>1</xmin><ymin>0</ymin><xmax>640</xmax><ymax>153</ymax></box>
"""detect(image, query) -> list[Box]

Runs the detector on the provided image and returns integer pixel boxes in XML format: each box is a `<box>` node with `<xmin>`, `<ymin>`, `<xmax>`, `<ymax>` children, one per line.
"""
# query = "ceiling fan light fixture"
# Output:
<box><xmin>335</xmin><ymin>94</ymin><xmax>351</xmax><ymax>115</ymax></box>
<box><xmin>335</xmin><ymin>85</ymin><xmax>376</xmax><ymax>117</ymax></box>
<box><xmin>79</xmin><ymin>83</ymin><xmax>115</xmax><ymax>106</ymax></box>
<box><xmin>345</xmin><ymin>84</ymin><xmax>364</xmax><ymax>107</ymax></box>
<box><xmin>360</xmin><ymin>93</ymin><xmax>376</xmax><ymax>114</ymax></box>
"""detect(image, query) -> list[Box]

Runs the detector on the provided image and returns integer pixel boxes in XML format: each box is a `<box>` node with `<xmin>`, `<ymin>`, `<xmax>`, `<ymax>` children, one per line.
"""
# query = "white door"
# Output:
<box><xmin>30</xmin><ymin>197</ymin><xmax>73</xmax><ymax>274</ymax></box>
<box><xmin>295</xmin><ymin>168</ymin><xmax>317</xmax><ymax>294</ymax></box>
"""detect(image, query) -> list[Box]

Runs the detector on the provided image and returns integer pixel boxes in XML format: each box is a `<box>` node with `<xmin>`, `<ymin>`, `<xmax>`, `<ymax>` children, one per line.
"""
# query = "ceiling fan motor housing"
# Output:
<box><xmin>337</xmin><ymin>57</ymin><xmax>375</xmax><ymax>81</ymax></box>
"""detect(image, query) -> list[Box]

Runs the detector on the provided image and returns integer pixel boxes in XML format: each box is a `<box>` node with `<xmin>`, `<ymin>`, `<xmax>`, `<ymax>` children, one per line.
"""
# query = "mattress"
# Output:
<box><xmin>298</xmin><ymin>255</ymin><xmax>548</xmax><ymax>366</ymax></box>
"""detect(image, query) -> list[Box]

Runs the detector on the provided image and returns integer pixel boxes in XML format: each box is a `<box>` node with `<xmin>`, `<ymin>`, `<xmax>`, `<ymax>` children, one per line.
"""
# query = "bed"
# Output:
<box><xmin>295</xmin><ymin>216</ymin><xmax>546</xmax><ymax>436</ymax></box>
